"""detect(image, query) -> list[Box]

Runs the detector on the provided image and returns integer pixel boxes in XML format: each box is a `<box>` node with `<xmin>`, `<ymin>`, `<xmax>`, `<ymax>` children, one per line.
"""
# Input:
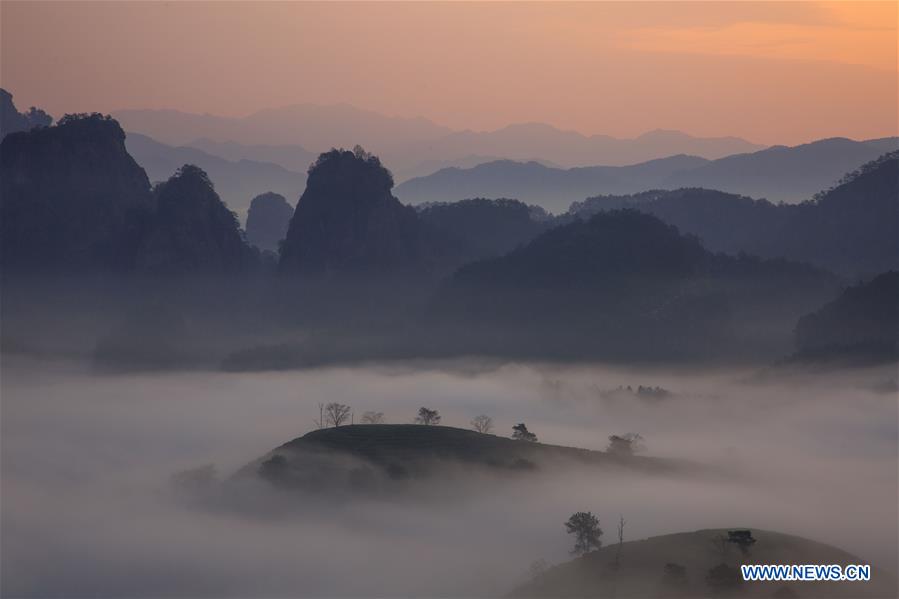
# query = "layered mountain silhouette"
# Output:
<box><xmin>113</xmin><ymin>104</ymin><xmax>452</xmax><ymax>152</ymax></box>
<box><xmin>666</xmin><ymin>136</ymin><xmax>898</xmax><ymax>203</ymax></box>
<box><xmin>279</xmin><ymin>147</ymin><xmax>453</xmax><ymax>275</ymax></box>
<box><xmin>416</xmin><ymin>198</ymin><xmax>551</xmax><ymax>261</ymax></box>
<box><xmin>432</xmin><ymin>210</ymin><xmax>838</xmax><ymax>360</ymax></box>
<box><xmin>396</xmin><ymin>155</ymin><xmax>708</xmax><ymax>212</ymax></box>
<box><xmin>0</xmin><ymin>88</ymin><xmax>52</xmax><ymax>139</ymax></box>
<box><xmin>572</xmin><ymin>152</ymin><xmax>899</xmax><ymax>278</ymax></box>
<box><xmin>185</xmin><ymin>138</ymin><xmax>317</xmax><ymax>174</ymax></box>
<box><xmin>759</xmin><ymin>152</ymin><xmax>899</xmax><ymax>277</ymax></box>
<box><xmin>245</xmin><ymin>192</ymin><xmax>294</xmax><ymax>253</ymax></box>
<box><xmin>1</xmin><ymin>113</ymin><xmax>154</xmax><ymax>272</ymax></box>
<box><xmin>792</xmin><ymin>271</ymin><xmax>898</xmax><ymax>363</ymax></box>
<box><xmin>135</xmin><ymin>165</ymin><xmax>258</xmax><ymax>274</ymax></box>
<box><xmin>397</xmin><ymin>137</ymin><xmax>897</xmax><ymax>209</ymax></box>
<box><xmin>399</xmin><ymin>124</ymin><xmax>760</xmax><ymax>172</ymax></box>
<box><xmin>570</xmin><ymin>188</ymin><xmax>785</xmax><ymax>256</ymax></box>
<box><xmin>125</xmin><ymin>132</ymin><xmax>306</xmax><ymax>215</ymax></box>
<box><xmin>113</xmin><ymin>105</ymin><xmax>763</xmax><ymax>181</ymax></box>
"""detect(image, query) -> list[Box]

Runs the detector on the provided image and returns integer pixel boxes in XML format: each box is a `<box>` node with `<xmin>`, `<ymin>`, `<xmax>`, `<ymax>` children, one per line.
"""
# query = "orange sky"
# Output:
<box><xmin>1</xmin><ymin>1</ymin><xmax>896</xmax><ymax>144</ymax></box>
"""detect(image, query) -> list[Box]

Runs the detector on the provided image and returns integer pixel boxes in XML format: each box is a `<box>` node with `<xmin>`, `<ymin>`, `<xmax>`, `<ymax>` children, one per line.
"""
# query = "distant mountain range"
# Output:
<box><xmin>125</xmin><ymin>133</ymin><xmax>306</xmax><ymax>217</ymax></box>
<box><xmin>4</xmin><ymin>108</ymin><xmax>893</xmax><ymax>367</ymax></box>
<box><xmin>113</xmin><ymin>104</ymin><xmax>764</xmax><ymax>181</ymax></box>
<box><xmin>397</xmin><ymin>123</ymin><xmax>762</xmax><ymax>172</ymax></box>
<box><xmin>397</xmin><ymin>137</ymin><xmax>899</xmax><ymax>210</ymax></box>
<box><xmin>396</xmin><ymin>155</ymin><xmax>709</xmax><ymax>212</ymax></box>
<box><xmin>186</xmin><ymin>138</ymin><xmax>318</xmax><ymax>174</ymax></box>
<box><xmin>665</xmin><ymin>136</ymin><xmax>899</xmax><ymax>202</ymax></box>
<box><xmin>570</xmin><ymin>152</ymin><xmax>899</xmax><ymax>278</ymax></box>
<box><xmin>113</xmin><ymin>104</ymin><xmax>453</xmax><ymax>155</ymax></box>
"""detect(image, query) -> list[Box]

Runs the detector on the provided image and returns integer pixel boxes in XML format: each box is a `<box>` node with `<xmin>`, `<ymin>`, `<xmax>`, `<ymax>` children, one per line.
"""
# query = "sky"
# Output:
<box><xmin>1</xmin><ymin>1</ymin><xmax>896</xmax><ymax>145</ymax></box>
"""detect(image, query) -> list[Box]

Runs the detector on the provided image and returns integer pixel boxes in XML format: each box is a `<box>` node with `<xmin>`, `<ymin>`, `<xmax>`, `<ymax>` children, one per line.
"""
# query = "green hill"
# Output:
<box><xmin>512</xmin><ymin>528</ymin><xmax>896</xmax><ymax>598</ymax></box>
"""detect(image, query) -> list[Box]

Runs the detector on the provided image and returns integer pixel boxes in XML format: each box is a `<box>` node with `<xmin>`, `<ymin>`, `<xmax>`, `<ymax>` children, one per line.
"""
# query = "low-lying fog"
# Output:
<box><xmin>2</xmin><ymin>357</ymin><xmax>897</xmax><ymax>597</ymax></box>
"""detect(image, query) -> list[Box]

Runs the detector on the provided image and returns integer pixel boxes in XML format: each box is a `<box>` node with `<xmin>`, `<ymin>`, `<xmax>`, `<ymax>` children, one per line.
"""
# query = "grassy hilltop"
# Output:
<box><xmin>513</xmin><ymin>528</ymin><xmax>896</xmax><ymax>598</ymax></box>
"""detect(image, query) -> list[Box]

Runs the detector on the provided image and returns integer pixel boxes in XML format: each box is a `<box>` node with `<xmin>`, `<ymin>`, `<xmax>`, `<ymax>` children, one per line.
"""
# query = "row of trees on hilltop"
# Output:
<box><xmin>309</xmin><ymin>402</ymin><xmax>645</xmax><ymax>454</ymax></box>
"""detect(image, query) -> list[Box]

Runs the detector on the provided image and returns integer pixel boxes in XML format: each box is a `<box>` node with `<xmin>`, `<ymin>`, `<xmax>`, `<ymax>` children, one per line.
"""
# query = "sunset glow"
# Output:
<box><xmin>2</xmin><ymin>1</ymin><xmax>896</xmax><ymax>144</ymax></box>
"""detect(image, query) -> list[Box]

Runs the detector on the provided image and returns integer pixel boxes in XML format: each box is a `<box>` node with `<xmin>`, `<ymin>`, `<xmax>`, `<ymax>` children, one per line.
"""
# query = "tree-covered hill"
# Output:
<box><xmin>570</xmin><ymin>152</ymin><xmax>899</xmax><ymax>278</ymax></box>
<box><xmin>431</xmin><ymin>210</ymin><xmax>838</xmax><ymax>361</ymax></box>
<box><xmin>791</xmin><ymin>271</ymin><xmax>898</xmax><ymax>364</ymax></box>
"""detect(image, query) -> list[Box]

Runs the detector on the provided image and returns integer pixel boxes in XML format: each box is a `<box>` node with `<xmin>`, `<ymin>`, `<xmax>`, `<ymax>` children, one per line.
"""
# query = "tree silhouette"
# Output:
<box><xmin>415</xmin><ymin>407</ymin><xmax>441</xmax><ymax>425</ymax></box>
<box><xmin>727</xmin><ymin>530</ymin><xmax>757</xmax><ymax>555</ymax></box>
<box><xmin>325</xmin><ymin>403</ymin><xmax>351</xmax><ymax>427</ymax></box>
<box><xmin>471</xmin><ymin>414</ymin><xmax>494</xmax><ymax>433</ymax></box>
<box><xmin>607</xmin><ymin>433</ymin><xmax>645</xmax><ymax>456</ymax></box>
<box><xmin>24</xmin><ymin>106</ymin><xmax>52</xmax><ymax>129</ymax></box>
<box><xmin>512</xmin><ymin>423</ymin><xmax>538</xmax><ymax>442</ymax></box>
<box><xmin>565</xmin><ymin>511</ymin><xmax>603</xmax><ymax>555</ymax></box>
<box><xmin>361</xmin><ymin>411</ymin><xmax>384</xmax><ymax>424</ymax></box>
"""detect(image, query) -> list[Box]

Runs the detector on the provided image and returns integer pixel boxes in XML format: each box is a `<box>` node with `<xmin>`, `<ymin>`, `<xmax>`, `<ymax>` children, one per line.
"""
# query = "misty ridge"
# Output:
<box><xmin>115</xmin><ymin>104</ymin><xmax>897</xmax><ymax>217</ymax></box>
<box><xmin>1</xmin><ymin>85</ymin><xmax>898</xmax><ymax>598</ymax></box>
<box><xmin>2</xmin><ymin>88</ymin><xmax>896</xmax><ymax>371</ymax></box>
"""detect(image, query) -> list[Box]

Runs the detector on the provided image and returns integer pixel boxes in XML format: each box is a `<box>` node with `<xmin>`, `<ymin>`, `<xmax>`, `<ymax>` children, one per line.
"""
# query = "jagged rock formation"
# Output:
<box><xmin>279</xmin><ymin>147</ymin><xmax>448</xmax><ymax>275</ymax></box>
<box><xmin>135</xmin><ymin>165</ymin><xmax>258</xmax><ymax>274</ymax></box>
<box><xmin>0</xmin><ymin>88</ymin><xmax>52</xmax><ymax>139</ymax></box>
<box><xmin>244</xmin><ymin>192</ymin><xmax>293</xmax><ymax>253</ymax></box>
<box><xmin>1</xmin><ymin>113</ymin><xmax>153</xmax><ymax>271</ymax></box>
<box><xmin>793</xmin><ymin>271</ymin><xmax>898</xmax><ymax>362</ymax></box>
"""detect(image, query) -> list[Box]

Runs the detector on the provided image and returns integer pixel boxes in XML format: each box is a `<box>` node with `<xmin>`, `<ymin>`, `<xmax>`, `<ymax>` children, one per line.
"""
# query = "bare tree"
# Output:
<box><xmin>565</xmin><ymin>511</ymin><xmax>603</xmax><ymax>555</ymax></box>
<box><xmin>361</xmin><ymin>411</ymin><xmax>384</xmax><ymax>424</ymax></box>
<box><xmin>614</xmin><ymin>515</ymin><xmax>626</xmax><ymax>568</ymax></box>
<box><xmin>471</xmin><ymin>414</ymin><xmax>494</xmax><ymax>434</ymax></box>
<box><xmin>314</xmin><ymin>402</ymin><xmax>325</xmax><ymax>429</ymax></box>
<box><xmin>512</xmin><ymin>423</ymin><xmax>538</xmax><ymax>442</ymax></box>
<box><xmin>414</xmin><ymin>407</ymin><xmax>441</xmax><ymax>425</ymax></box>
<box><xmin>606</xmin><ymin>433</ymin><xmax>645</xmax><ymax>456</ymax></box>
<box><xmin>325</xmin><ymin>402</ymin><xmax>351</xmax><ymax>427</ymax></box>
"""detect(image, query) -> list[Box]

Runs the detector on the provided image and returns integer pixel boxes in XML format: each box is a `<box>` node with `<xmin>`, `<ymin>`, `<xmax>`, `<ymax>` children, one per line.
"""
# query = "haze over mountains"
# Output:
<box><xmin>570</xmin><ymin>152</ymin><xmax>899</xmax><ymax>279</ymax></box>
<box><xmin>112</xmin><ymin>104</ymin><xmax>763</xmax><ymax>180</ymax></box>
<box><xmin>398</xmin><ymin>137</ymin><xmax>899</xmax><ymax>209</ymax></box>
<box><xmin>111</xmin><ymin>102</ymin><xmax>896</xmax><ymax>217</ymax></box>
<box><xmin>5</xmin><ymin>0</ymin><xmax>899</xmax><ymax>594</ymax></box>
<box><xmin>2</xmin><ymin>88</ymin><xmax>897</xmax><ymax>369</ymax></box>
<box><xmin>125</xmin><ymin>133</ymin><xmax>306</xmax><ymax>216</ymax></box>
<box><xmin>2</xmin><ymin>95</ymin><xmax>898</xmax><ymax>598</ymax></box>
